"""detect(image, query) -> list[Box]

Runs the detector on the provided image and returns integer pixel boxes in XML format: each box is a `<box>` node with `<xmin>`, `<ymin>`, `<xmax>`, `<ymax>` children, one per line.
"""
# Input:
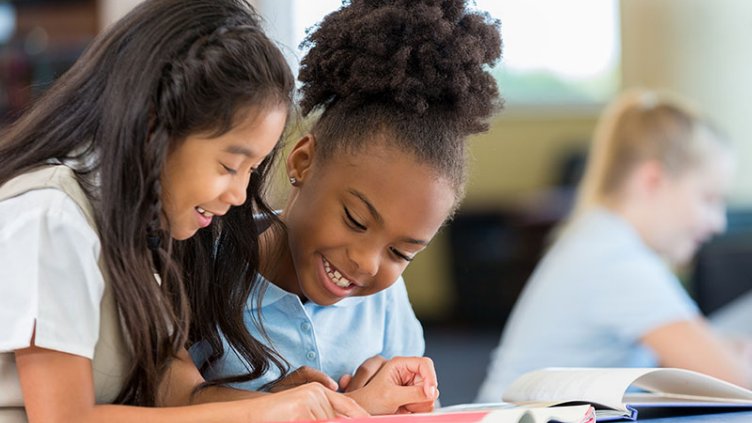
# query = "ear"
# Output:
<box><xmin>286</xmin><ymin>134</ymin><xmax>316</xmax><ymax>185</ymax></box>
<box><xmin>634</xmin><ymin>159</ymin><xmax>667</xmax><ymax>196</ymax></box>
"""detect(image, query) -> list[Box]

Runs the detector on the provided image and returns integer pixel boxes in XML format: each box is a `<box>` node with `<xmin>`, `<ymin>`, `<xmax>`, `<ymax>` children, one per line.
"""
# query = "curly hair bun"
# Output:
<box><xmin>298</xmin><ymin>0</ymin><xmax>502</xmax><ymax>135</ymax></box>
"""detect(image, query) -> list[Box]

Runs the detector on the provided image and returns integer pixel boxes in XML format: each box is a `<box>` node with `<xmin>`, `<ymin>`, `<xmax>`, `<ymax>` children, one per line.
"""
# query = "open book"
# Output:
<box><xmin>321</xmin><ymin>404</ymin><xmax>595</xmax><ymax>423</ymax></box>
<box><xmin>502</xmin><ymin>368</ymin><xmax>752</xmax><ymax>421</ymax></box>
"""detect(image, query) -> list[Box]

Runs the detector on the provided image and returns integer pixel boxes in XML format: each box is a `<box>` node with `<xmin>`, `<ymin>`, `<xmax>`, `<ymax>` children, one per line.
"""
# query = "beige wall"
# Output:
<box><xmin>98</xmin><ymin>0</ymin><xmax>144</xmax><ymax>30</ymax></box>
<box><xmin>404</xmin><ymin>112</ymin><xmax>598</xmax><ymax>319</ymax></box>
<box><xmin>621</xmin><ymin>0</ymin><xmax>752</xmax><ymax>206</ymax></box>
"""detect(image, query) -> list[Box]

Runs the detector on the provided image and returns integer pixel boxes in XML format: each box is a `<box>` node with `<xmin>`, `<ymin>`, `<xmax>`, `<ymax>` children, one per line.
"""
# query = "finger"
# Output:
<box><xmin>307</xmin><ymin>371</ymin><xmax>339</xmax><ymax>392</ymax></box>
<box><xmin>388</xmin><ymin>357</ymin><xmax>439</xmax><ymax>399</ymax></box>
<box><xmin>338</xmin><ymin>374</ymin><xmax>352</xmax><ymax>391</ymax></box>
<box><xmin>324</xmin><ymin>389</ymin><xmax>370</xmax><ymax>418</ymax></box>
<box><xmin>403</xmin><ymin>398</ymin><xmax>437</xmax><ymax>414</ymax></box>
<box><xmin>347</xmin><ymin>355</ymin><xmax>387</xmax><ymax>392</ymax></box>
<box><xmin>272</xmin><ymin>366</ymin><xmax>338</xmax><ymax>392</ymax></box>
<box><xmin>386</xmin><ymin>384</ymin><xmax>436</xmax><ymax>410</ymax></box>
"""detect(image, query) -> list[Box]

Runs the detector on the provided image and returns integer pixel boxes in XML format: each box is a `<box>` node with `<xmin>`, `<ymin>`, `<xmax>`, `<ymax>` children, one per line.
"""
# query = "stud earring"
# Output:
<box><xmin>289</xmin><ymin>176</ymin><xmax>298</xmax><ymax>186</ymax></box>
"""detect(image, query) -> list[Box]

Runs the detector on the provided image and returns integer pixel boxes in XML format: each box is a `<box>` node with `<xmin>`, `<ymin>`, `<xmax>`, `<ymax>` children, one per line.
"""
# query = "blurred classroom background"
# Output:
<box><xmin>3</xmin><ymin>0</ymin><xmax>752</xmax><ymax>406</ymax></box>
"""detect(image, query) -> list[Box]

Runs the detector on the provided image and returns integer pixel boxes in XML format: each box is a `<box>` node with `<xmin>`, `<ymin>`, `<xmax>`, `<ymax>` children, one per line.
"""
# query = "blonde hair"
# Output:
<box><xmin>570</xmin><ymin>88</ymin><xmax>728</xmax><ymax>221</ymax></box>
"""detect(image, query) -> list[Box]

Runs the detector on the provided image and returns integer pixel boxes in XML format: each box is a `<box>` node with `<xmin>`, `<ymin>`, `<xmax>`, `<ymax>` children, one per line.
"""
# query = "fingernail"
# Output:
<box><xmin>426</xmin><ymin>385</ymin><xmax>437</xmax><ymax>399</ymax></box>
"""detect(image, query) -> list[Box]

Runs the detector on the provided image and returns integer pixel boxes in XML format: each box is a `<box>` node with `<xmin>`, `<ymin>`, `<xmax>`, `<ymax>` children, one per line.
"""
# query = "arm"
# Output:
<box><xmin>158</xmin><ymin>348</ymin><xmax>267</xmax><ymax>406</ymax></box>
<box><xmin>17</xmin><ymin>343</ymin><xmax>367</xmax><ymax>423</ymax></box>
<box><xmin>642</xmin><ymin>318</ymin><xmax>752</xmax><ymax>388</ymax></box>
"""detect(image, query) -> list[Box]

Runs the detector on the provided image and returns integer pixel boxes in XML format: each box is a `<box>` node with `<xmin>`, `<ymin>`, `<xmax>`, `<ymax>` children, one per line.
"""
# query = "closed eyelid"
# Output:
<box><xmin>344</xmin><ymin>206</ymin><xmax>367</xmax><ymax>230</ymax></box>
<box><xmin>390</xmin><ymin>247</ymin><xmax>414</xmax><ymax>262</ymax></box>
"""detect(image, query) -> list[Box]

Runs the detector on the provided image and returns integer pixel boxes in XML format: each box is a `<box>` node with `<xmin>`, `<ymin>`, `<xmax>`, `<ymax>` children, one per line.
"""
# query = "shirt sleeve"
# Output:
<box><xmin>591</xmin><ymin>252</ymin><xmax>700</xmax><ymax>342</ymax></box>
<box><xmin>382</xmin><ymin>276</ymin><xmax>425</xmax><ymax>357</ymax></box>
<box><xmin>0</xmin><ymin>189</ymin><xmax>104</xmax><ymax>358</ymax></box>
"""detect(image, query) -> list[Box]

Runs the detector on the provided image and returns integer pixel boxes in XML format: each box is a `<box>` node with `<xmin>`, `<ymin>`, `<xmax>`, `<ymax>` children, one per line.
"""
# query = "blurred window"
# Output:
<box><xmin>0</xmin><ymin>2</ymin><xmax>15</xmax><ymax>44</ymax></box>
<box><xmin>476</xmin><ymin>0</ymin><xmax>620</xmax><ymax>106</ymax></box>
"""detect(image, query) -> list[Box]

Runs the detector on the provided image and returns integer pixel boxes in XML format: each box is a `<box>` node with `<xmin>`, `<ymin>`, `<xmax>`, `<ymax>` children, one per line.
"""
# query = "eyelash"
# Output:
<box><xmin>222</xmin><ymin>163</ymin><xmax>259</xmax><ymax>176</ymax></box>
<box><xmin>221</xmin><ymin>163</ymin><xmax>237</xmax><ymax>175</ymax></box>
<box><xmin>344</xmin><ymin>206</ymin><xmax>367</xmax><ymax>231</ymax></box>
<box><xmin>344</xmin><ymin>206</ymin><xmax>413</xmax><ymax>262</ymax></box>
<box><xmin>391</xmin><ymin>247</ymin><xmax>413</xmax><ymax>262</ymax></box>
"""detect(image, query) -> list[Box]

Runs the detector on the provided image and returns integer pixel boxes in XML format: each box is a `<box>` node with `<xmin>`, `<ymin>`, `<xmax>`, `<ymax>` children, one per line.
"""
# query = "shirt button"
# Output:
<box><xmin>306</xmin><ymin>351</ymin><xmax>317</xmax><ymax>361</ymax></box>
<box><xmin>301</xmin><ymin>322</ymin><xmax>312</xmax><ymax>332</ymax></box>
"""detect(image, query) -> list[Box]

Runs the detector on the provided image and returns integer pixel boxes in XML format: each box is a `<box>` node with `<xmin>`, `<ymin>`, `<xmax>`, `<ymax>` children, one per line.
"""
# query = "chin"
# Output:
<box><xmin>672</xmin><ymin>250</ymin><xmax>695</xmax><ymax>266</ymax></box>
<box><xmin>171</xmin><ymin>227</ymin><xmax>197</xmax><ymax>241</ymax></box>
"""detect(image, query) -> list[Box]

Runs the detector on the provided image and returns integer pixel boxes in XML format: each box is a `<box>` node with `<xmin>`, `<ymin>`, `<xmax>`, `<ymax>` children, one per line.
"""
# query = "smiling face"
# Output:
<box><xmin>161</xmin><ymin>106</ymin><xmax>287</xmax><ymax>240</ymax></box>
<box><xmin>277</xmin><ymin>135</ymin><xmax>456</xmax><ymax>306</ymax></box>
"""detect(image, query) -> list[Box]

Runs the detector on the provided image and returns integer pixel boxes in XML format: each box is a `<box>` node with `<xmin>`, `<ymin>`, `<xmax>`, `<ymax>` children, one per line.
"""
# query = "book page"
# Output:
<box><xmin>632</xmin><ymin>368</ymin><xmax>752</xmax><ymax>402</ymax></box>
<box><xmin>502</xmin><ymin>368</ymin><xmax>661</xmax><ymax>413</ymax></box>
<box><xmin>522</xmin><ymin>404</ymin><xmax>595</xmax><ymax>423</ymax></box>
<box><xmin>502</xmin><ymin>367</ymin><xmax>752</xmax><ymax>415</ymax></box>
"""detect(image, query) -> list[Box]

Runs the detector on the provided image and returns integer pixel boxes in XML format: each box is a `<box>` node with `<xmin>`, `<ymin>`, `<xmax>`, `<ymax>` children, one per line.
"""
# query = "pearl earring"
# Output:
<box><xmin>289</xmin><ymin>176</ymin><xmax>298</xmax><ymax>186</ymax></box>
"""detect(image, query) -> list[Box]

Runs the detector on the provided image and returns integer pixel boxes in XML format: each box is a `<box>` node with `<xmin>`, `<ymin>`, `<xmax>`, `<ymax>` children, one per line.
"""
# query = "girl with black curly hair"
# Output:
<box><xmin>0</xmin><ymin>0</ymin><xmax>368</xmax><ymax>421</ymax></box>
<box><xmin>191</xmin><ymin>0</ymin><xmax>502</xmax><ymax>415</ymax></box>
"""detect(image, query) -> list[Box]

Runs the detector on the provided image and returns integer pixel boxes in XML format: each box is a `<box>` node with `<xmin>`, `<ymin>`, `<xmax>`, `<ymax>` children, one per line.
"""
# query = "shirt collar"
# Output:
<box><xmin>248</xmin><ymin>275</ymin><xmax>367</xmax><ymax>310</ymax></box>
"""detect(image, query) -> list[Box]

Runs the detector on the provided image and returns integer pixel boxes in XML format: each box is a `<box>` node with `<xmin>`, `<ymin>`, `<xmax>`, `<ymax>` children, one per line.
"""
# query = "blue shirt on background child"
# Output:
<box><xmin>475</xmin><ymin>208</ymin><xmax>699</xmax><ymax>403</ymax></box>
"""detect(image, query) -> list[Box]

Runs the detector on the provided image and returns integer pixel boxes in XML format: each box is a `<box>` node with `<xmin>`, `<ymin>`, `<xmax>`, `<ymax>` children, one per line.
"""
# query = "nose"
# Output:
<box><xmin>221</xmin><ymin>175</ymin><xmax>248</xmax><ymax>206</ymax></box>
<box><xmin>347</xmin><ymin>245</ymin><xmax>380</xmax><ymax>278</ymax></box>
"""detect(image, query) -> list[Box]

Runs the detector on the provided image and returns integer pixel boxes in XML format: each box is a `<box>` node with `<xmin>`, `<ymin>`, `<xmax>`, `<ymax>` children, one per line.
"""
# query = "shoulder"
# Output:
<box><xmin>0</xmin><ymin>188</ymin><xmax>91</xmax><ymax>227</ymax></box>
<box><xmin>1</xmin><ymin>189</ymin><xmax>96</xmax><ymax>237</ymax></box>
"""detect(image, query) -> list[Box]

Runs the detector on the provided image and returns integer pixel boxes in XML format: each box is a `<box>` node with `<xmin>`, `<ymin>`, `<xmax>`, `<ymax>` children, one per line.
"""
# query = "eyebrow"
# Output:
<box><xmin>347</xmin><ymin>189</ymin><xmax>428</xmax><ymax>246</ymax></box>
<box><xmin>223</xmin><ymin>145</ymin><xmax>255</xmax><ymax>158</ymax></box>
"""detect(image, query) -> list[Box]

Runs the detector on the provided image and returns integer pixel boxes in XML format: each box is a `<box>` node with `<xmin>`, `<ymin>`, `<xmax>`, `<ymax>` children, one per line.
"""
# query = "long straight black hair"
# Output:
<box><xmin>0</xmin><ymin>0</ymin><xmax>293</xmax><ymax>406</ymax></box>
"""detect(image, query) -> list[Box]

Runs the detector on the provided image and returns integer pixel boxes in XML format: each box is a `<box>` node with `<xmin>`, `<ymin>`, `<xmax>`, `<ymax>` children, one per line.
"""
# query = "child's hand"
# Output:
<box><xmin>250</xmin><ymin>382</ymin><xmax>369</xmax><ymax>421</ymax></box>
<box><xmin>339</xmin><ymin>355</ymin><xmax>388</xmax><ymax>392</ymax></box>
<box><xmin>345</xmin><ymin>356</ymin><xmax>439</xmax><ymax>415</ymax></box>
<box><xmin>269</xmin><ymin>365</ymin><xmax>339</xmax><ymax>392</ymax></box>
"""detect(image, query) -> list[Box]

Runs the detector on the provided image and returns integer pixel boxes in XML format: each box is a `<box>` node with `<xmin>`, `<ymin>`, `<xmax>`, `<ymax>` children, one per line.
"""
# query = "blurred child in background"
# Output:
<box><xmin>477</xmin><ymin>88</ymin><xmax>752</xmax><ymax>403</ymax></box>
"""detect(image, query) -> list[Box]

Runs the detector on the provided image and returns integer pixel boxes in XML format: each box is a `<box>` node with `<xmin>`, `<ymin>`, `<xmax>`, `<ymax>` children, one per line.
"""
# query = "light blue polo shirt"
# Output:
<box><xmin>191</xmin><ymin>274</ymin><xmax>425</xmax><ymax>391</ymax></box>
<box><xmin>475</xmin><ymin>208</ymin><xmax>700</xmax><ymax>403</ymax></box>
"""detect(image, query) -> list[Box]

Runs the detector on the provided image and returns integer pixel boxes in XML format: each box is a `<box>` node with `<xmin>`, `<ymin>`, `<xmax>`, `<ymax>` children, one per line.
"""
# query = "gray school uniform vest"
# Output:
<box><xmin>0</xmin><ymin>166</ymin><xmax>130</xmax><ymax>423</ymax></box>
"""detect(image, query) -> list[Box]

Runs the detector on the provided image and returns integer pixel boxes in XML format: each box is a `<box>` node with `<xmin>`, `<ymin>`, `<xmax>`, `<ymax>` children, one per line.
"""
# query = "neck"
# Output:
<box><xmin>259</xmin><ymin>220</ymin><xmax>303</xmax><ymax>297</ymax></box>
<box><xmin>603</xmin><ymin>194</ymin><xmax>658</xmax><ymax>252</ymax></box>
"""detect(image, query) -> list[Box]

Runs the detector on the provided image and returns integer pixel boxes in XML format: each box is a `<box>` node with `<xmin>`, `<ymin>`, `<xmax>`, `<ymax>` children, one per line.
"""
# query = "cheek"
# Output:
<box><xmin>372</xmin><ymin>261</ymin><xmax>408</xmax><ymax>291</ymax></box>
<box><xmin>171</xmin><ymin>177</ymin><xmax>223</xmax><ymax>214</ymax></box>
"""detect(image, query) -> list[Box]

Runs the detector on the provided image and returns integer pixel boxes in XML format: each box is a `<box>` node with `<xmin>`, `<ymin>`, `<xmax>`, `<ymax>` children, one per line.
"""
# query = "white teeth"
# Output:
<box><xmin>322</xmin><ymin>257</ymin><xmax>352</xmax><ymax>288</ymax></box>
<box><xmin>196</xmin><ymin>207</ymin><xmax>214</xmax><ymax>217</ymax></box>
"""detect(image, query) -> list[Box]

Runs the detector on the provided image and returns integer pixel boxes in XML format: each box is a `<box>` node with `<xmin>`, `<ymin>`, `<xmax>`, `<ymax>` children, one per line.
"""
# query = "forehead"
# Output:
<box><xmin>316</xmin><ymin>143</ymin><xmax>456</xmax><ymax>233</ymax></box>
<box><xmin>181</xmin><ymin>106</ymin><xmax>286</xmax><ymax>155</ymax></box>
